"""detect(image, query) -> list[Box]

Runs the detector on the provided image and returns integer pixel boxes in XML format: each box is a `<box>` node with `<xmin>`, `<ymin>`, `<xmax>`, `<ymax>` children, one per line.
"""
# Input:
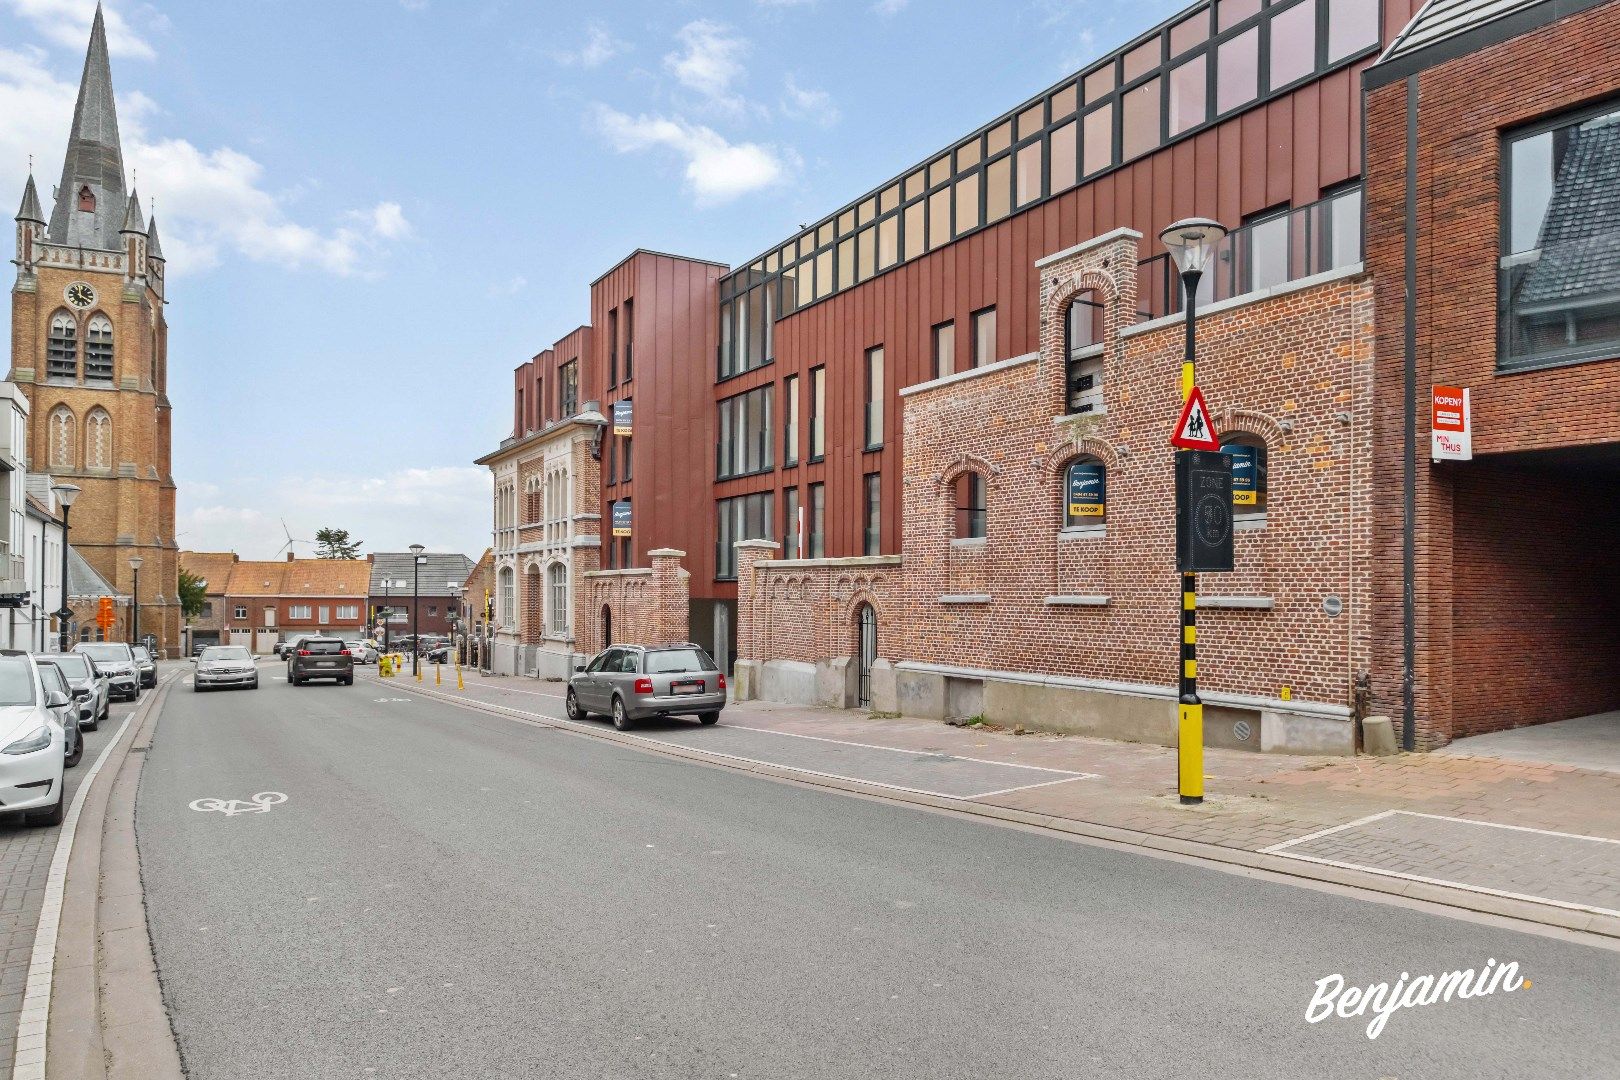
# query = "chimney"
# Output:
<box><xmin>367</xmin><ymin>553</ymin><xmax>375</xmax><ymax>564</ymax></box>
<box><xmin>287</xmin><ymin>551</ymin><xmax>295</xmax><ymax>562</ymax></box>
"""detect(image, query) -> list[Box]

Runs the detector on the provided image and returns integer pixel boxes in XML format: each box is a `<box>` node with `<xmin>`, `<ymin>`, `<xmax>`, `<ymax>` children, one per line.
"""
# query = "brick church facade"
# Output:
<box><xmin>9</xmin><ymin>6</ymin><xmax>179</xmax><ymax>654</ymax></box>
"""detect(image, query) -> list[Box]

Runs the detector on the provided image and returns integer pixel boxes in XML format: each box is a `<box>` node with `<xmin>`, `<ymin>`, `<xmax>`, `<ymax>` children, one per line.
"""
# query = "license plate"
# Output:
<box><xmin>672</xmin><ymin>680</ymin><xmax>704</xmax><ymax>695</ymax></box>
<box><xmin>317</xmin><ymin>661</ymin><xmax>336</xmax><ymax>668</ymax></box>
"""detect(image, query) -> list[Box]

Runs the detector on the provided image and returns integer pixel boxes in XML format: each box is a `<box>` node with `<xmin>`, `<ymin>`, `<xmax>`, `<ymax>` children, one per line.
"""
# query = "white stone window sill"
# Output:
<box><xmin>1235</xmin><ymin>514</ymin><xmax>1268</xmax><ymax>532</ymax></box>
<box><xmin>1058</xmin><ymin>525</ymin><xmax>1106</xmax><ymax>540</ymax></box>
<box><xmin>1044</xmin><ymin>595</ymin><xmax>1110</xmax><ymax>607</ymax></box>
<box><xmin>1198</xmin><ymin>596</ymin><xmax>1274</xmax><ymax>611</ymax></box>
<box><xmin>938</xmin><ymin>594</ymin><xmax>991</xmax><ymax>605</ymax></box>
<box><xmin>950</xmin><ymin>537</ymin><xmax>988</xmax><ymax>548</ymax></box>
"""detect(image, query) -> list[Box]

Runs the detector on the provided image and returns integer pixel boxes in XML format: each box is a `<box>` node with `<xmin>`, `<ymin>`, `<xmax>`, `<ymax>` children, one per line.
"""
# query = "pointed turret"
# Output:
<box><xmin>46</xmin><ymin>4</ymin><xmax>128</xmax><ymax>250</ymax></box>
<box><xmin>120</xmin><ymin>188</ymin><xmax>146</xmax><ymax>235</ymax></box>
<box><xmin>16</xmin><ymin>174</ymin><xmax>44</xmax><ymax>225</ymax></box>
<box><xmin>145</xmin><ymin>215</ymin><xmax>164</xmax><ymax>262</ymax></box>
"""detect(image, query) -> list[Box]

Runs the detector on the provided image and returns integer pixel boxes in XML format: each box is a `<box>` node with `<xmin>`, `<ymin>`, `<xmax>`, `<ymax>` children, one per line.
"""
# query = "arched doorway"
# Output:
<box><xmin>600</xmin><ymin>604</ymin><xmax>612</xmax><ymax>648</ymax></box>
<box><xmin>856</xmin><ymin>603</ymin><xmax>877</xmax><ymax>708</ymax></box>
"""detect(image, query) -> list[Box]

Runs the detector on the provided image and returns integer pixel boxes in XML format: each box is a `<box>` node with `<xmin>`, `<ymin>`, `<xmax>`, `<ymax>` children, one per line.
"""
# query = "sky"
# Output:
<box><xmin>0</xmin><ymin>0</ymin><xmax>1185</xmax><ymax>561</ymax></box>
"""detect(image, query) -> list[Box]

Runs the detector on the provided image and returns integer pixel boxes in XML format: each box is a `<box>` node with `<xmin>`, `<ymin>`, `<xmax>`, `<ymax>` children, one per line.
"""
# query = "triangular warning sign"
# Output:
<box><xmin>1171</xmin><ymin>386</ymin><xmax>1221</xmax><ymax>451</ymax></box>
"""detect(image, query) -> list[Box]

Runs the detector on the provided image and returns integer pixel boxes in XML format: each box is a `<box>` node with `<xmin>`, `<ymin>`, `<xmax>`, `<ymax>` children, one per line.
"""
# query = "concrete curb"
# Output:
<box><xmin>41</xmin><ymin>671</ymin><xmax>184</xmax><ymax>1080</ymax></box>
<box><xmin>366</xmin><ymin>674</ymin><xmax>1620</xmax><ymax>946</ymax></box>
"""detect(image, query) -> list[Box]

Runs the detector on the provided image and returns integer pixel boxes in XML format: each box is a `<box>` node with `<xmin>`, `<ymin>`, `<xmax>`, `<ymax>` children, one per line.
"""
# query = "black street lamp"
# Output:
<box><xmin>129</xmin><ymin>555</ymin><xmax>143</xmax><ymax>649</ymax></box>
<box><xmin>51</xmin><ymin>483</ymin><xmax>80</xmax><ymax>652</ymax></box>
<box><xmin>409</xmin><ymin>544</ymin><xmax>425</xmax><ymax>676</ymax></box>
<box><xmin>1159</xmin><ymin>217</ymin><xmax>1228</xmax><ymax>807</ymax></box>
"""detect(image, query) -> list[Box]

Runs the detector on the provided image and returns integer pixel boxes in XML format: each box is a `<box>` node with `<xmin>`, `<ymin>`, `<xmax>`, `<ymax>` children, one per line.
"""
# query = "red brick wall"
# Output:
<box><xmin>1365</xmin><ymin>2</ymin><xmax>1620</xmax><ymax>746</ymax></box>
<box><xmin>734</xmin><ymin>541</ymin><xmax>900</xmax><ymax>666</ymax></box>
<box><xmin>1450</xmin><ymin>463</ymin><xmax>1620</xmax><ymax>736</ymax></box>
<box><xmin>580</xmin><ymin>549</ymin><xmax>689</xmax><ymax>655</ymax></box>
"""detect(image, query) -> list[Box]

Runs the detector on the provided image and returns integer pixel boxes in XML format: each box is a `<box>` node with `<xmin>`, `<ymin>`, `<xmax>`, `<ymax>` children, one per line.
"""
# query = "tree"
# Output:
<box><xmin>178</xmin><ymin>569</ymin><xmax>207</xmax><ymax>622</ymax></box>
<box><xmin>315</xmin><ymin>527</ymin><xmax>362</xmax><ymax>560</ymax></box>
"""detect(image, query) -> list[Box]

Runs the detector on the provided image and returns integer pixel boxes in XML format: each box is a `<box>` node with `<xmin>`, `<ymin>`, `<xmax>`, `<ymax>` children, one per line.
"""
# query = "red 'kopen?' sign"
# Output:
<box><xmin>1431</xmin><ymin>385</ymin><xmax>1472</xmax><ymax>461</ymax></box>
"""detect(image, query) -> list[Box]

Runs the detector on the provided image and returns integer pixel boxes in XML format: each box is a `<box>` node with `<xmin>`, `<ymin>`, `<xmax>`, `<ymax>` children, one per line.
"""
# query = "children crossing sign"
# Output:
<box><xmin>1170</xmin><ymin>385</ymin><xmax>1221</xmax><ymax>451</ymax></box>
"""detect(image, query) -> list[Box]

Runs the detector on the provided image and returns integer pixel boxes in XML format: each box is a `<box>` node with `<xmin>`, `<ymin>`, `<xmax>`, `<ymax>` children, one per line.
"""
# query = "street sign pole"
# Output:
<box><xmin>1176</xmin><ymin>268</ymin><xmax>1204</xmax><ymax>806</ymax></box>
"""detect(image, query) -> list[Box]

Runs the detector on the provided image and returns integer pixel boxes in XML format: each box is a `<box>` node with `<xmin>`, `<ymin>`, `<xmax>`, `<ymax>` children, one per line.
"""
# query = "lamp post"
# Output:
<box><xmin>1159</xmin><ymin>217</ymin><xmax>1228</xmax><ymax>807</ymax></box>
<box><xmin>409</xmin><ymin>544</ymin><xmax>425</xmax><ymax>676</ymax></box>
<box><xmin>129</xmin><ymin>555</ymin><xmax>143</xmax><ymax>649</ymax></box>
<box><xmin>51</xmin><ymin>484</ymin><xmax>80</xmax><ymax>653</ymax></box>
<box><xmin>382</xmin><ymin>577</ymin><xmax>391</xmax><ymax>652</ymax></box>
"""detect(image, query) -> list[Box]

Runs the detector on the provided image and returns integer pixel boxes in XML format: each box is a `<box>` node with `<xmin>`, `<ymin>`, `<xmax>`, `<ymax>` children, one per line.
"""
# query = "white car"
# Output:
<box><xmin>344</xmin><ymin>641</ymin><xmax>379</xmax><ymax>664</ymax></box>
<box><xmin>0</xmin><ymin>653</ymin><xmax>70</xmax><ymax>825</ymax></box>
<box><xmin>193</xmin><ymin>645</ymin><xmax>260</xmax><ymax>692</ymax></box>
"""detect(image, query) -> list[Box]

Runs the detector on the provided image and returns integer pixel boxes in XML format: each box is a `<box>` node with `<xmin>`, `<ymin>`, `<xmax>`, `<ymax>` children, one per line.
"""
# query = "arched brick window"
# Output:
<box><xmin>1062</xmin><ymin>456</ymin><xmax>1107</xmax><ymax>527</ymax></box>
<box><xmin>85</xmin><ymin>407</ymin><xmax>112</xmax><ymax>469</ymax></box>
<box><xmin>48</xmin><ymin>406</ymin><xmax>76</xmax><ymax>469</ymax></box>
<box><xmin>953</xmin><ymin>471</ymin><xmax>987</xmax><ymax>539</ymax></box>
<box><xmin>548</xmin><ymin>563</ymin><xmax>568</xmax><ymax>635</ymax></box>
<box><xmin>497</xmin><ymin>566</ymin><xmax>515</xmax><ymax>626</ymax></box>
<box><xmin>47</xmin><ymin>312</ymin><xmax>78</xmax><ymax>381</ymax></box>
<box><xmin>1221</xmin><ymin>433</ymin><xmax>1269</xmax><ymax>521</ymax></box>
<box><xmin>85</xmin><ymin>315</ymin><xmax>114</xmax><ymax>382</ymax></box>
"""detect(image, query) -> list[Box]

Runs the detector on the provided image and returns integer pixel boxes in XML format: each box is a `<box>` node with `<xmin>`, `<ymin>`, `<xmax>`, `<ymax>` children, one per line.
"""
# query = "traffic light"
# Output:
<box><xmin>96</xmin><ymin>595</ymin><xmax>115</xmax><ymax>631</ymax></box>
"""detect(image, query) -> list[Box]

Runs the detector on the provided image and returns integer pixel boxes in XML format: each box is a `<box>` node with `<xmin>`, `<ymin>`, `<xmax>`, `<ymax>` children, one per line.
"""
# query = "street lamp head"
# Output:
<box><xmin>52</xmin><ymin>482</ymin><xmax>81</xmax><ymax>510</ymax></box>
<box><xmin>129</xmin><ymin>556</ymin><xmax>144</xmax><ymax>572</ymax></box>
<box><xmin>1159</xmin><ymin>218</ymin><xmax>1229</xmax><ymax>277</ymax></box>
<box><xmin>409</xmin><ymin>544</ymin><xmax>426</xmax><ymax>556</ymax></box>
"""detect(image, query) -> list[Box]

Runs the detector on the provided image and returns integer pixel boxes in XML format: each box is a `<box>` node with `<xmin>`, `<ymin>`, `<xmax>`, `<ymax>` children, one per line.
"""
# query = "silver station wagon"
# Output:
<box><xmin>567</xmin><ymin>643</ymin><xmax>726</xmax><ymax>731</ymax></box>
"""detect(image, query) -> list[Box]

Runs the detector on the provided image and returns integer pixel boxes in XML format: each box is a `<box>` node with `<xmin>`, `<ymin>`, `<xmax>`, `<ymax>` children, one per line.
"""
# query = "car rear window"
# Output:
<box><xmin>643</xmin><ymin>648</ymin><xmax>714</xmax><ymax>674</ymax></box>
<box><xmin>47</xmin><ymin>655</ymin><xmax>90</xmax><ymax>678</ymax></box>
<box><xmin>79</xmin><ymin>644</ymin><xmax>131</xmax><ymax>662</ymax></box>
<box><xmin>303</xmin><ymin>640</ymin><xmax>345</xmax><ymax>655</ymax></box>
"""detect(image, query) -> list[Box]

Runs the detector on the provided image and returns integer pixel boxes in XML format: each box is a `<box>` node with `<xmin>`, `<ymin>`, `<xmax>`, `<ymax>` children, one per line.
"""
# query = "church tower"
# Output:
<box><xmin>9</xmin><ymin>4</ymin><xmax>178</xmax><ymax>653</ymax></box>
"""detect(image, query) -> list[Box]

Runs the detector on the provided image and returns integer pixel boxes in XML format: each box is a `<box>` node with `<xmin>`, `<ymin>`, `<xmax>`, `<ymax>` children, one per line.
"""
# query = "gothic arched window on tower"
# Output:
<box><xmin>49</xmin><ymin>407</ymin><xmax>76</xmax><ymax>470</ymax></box>
<box><xmin>85</xmin><ymin>315</ymin><xmax>114</xmax><ymax>383</ymax></box>
<box><xmin>86</xmin><ymin>408</ymin><xmax>112</xmax><ymax>469</ymax></box>
<box><xmin>47</xmin><ymin>312</ymin><xmax>78</xmax><ymax>381</ymax></box>
<box><xmin>77</xmin><ymin>186</ymin><xmax>95</xmax><ymax>212</ymax></box>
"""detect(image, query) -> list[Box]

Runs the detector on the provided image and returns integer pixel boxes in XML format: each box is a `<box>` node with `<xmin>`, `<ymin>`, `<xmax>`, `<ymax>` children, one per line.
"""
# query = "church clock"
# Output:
<box><xmin>65</xmin><ymin>281</ymin><xmax>96</xmax><ymax>309</ymax></box>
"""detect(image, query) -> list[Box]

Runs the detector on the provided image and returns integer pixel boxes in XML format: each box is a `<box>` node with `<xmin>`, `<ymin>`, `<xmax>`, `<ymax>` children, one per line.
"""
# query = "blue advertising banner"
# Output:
<box><xmin>611</xmin><ymin>499</ymin><xmax>632</xmax><ymax>537</ymax></box>
<box><xmin>613</xmin><ymin>399</ymin><xmax>632</xmax><ymax>436</ymax></box>
<box><xmin>1066</xmin><ymin>462</ymin><xmax>1105</xmax><ymax>519</ymax></box>
<box><xmin>1223</xmin><ymin>444</ymin><xmax>1261</xmax><ymax>506</ymax></box>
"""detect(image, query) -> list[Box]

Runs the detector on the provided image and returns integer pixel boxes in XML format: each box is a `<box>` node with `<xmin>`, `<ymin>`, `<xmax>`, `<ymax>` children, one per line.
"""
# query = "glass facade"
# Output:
<box><xmin>716</xmin><ymin>385</ymin><xmax>774</xmax><ymax>480</ymax></box>
<box><xmin>716</xmin><ymin>492</ymin><xmax>774</xmax><ymax>580</ymax></box>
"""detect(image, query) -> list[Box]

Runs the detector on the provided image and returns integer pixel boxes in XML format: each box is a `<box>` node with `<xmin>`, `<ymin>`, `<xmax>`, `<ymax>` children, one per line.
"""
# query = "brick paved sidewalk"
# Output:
<box><xmin>408</xmin><ymin>669</ymin><xmax>1620</xmax><ymax>930</ymax></box>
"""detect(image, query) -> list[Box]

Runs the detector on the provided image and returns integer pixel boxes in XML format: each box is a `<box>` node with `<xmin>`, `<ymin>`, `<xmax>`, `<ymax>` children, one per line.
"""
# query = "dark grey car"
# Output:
<box><xmin>566</xmin><ymin>644</ymin><xmax>725</xmax><ymax>731</ymax></box>
<box><xmin>286</xmin><ymin>638</ymin><xmax>355</xmax><ymax>686</ymax></box>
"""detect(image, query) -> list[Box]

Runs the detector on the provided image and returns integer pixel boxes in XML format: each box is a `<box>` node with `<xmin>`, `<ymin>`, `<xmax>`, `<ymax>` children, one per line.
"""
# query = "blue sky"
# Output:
<box><xmin>0</xmin><ymin>0</ymin><xmax>1185</xmax><ymax>560</ymax></box>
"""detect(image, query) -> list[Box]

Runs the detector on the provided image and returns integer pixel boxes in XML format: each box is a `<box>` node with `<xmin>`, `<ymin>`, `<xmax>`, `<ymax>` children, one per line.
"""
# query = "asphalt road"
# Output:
<box><xmin>134</xmin><ymin>668</ymin><xmax>1620</xmax><ymax>1079</ymax></box>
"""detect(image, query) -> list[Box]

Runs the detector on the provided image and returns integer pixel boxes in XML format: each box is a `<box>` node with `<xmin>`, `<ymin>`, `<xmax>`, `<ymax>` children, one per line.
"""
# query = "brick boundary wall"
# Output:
<box><xmin>579</xmin><ymin>548</ymin><xmax>690</xmax><ymax>656</ymax></box>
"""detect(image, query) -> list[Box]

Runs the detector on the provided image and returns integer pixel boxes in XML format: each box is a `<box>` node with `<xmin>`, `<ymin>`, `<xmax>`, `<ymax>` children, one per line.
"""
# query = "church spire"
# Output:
<box><xmin>46</xmin><ymin>3</ymin><xmax>128</xmax><ymax>251</ymax></box>
<box><xmin>121</xmin><ymin>187</ymin><xmax>146</xmax><ymax>234</ymax></box>
<box><xmin>146</xmin><ymin>215</ymin><xmax>165</xmax><ymax>262</ymax></box>
<box><xmin>15</xmin><ymin>173</ymin><xmax>44</xmax><ymax>225</ymax></box>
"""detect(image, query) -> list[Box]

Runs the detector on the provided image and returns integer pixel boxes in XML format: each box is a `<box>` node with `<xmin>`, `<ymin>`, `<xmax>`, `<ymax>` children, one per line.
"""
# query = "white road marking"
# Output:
<box><xmin>723</xmin><ymin>722</ymin><xmax>1097</xmax><ymax>778</ymax></box>
<box><xmin>1261</xmin><ymin>809</ymin><xmax>1620</xmax><ymax>919</ymax></box>
<box><xmin>10</xmin><ymin>674</ymin><xmax>173</xmax><ymax>1080</ymax></box>
<box><xmin>188</xmin><ymin>792</ymin><xmax>288</xmax><ymax>817</ymax></box>
<box><xmin>363</xmin><ymin>677</ymin><xmax>1100</xmax><ymax>799</ymax></box>
<box><xmin>966</xmin><ymin>774</ymin><xmax>1097</xmax><ymax>799</ymax></box>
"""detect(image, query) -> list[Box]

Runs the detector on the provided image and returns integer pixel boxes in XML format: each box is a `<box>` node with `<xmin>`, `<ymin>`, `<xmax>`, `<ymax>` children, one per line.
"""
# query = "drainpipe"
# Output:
<box><xmin>1401</xmin><ymin>74</ymin><xmax>1419</xmax><ymax>752</ymax></box>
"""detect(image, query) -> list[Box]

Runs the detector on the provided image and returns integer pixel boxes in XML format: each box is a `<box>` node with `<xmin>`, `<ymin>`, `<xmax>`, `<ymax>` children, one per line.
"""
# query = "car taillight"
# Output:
<box><xmin>718</xmin><ymin>674</ymin><xmax>727</xmax><ymax>690</ymax></box>
<box><xmin>633</xmin><ymin>678</ymin><xmax>654</xmax><ymax>694</ymax></box>
<box><xmin>298</xmin><ymin>649</ymin><xmax>312</xmax><ymax>656</ymax></box>
<box><xmin>339</xmin><ymin>649</ymin><xmax>351</xmax><ymax>656</ymax></box>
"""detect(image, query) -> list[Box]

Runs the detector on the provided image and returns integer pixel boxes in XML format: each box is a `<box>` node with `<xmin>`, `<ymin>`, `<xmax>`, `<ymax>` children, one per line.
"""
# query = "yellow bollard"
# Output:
<box><xmin>435</xmin><ymin>663</ymin><xmax>442</xmax><ymax>686</ymax></box>
<box><xmin>455</xmin><ymin>656</ymin><xmax>464</xmax><ymax>691</ymax></box>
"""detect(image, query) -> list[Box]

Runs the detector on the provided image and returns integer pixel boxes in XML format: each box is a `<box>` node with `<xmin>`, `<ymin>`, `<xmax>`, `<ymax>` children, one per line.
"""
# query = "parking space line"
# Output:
<box><xmin>722</xmin><ymin>723</ymin><xmax>1097</xmax><ymax>778</ymax></box>
<box><xmin>366</xmin><ymin>677</ymin><xmax>1099</xmax><ymax>800</ymax></box>
<box><xmin>967</xmin><ymin>775</ymin><xmax>1097</xmax><ymax>799</ymax></box>
<box><xmin>1259</xmin><ymin>811</ymin><xmax>1398</xmax><ymax>854</ymax></box>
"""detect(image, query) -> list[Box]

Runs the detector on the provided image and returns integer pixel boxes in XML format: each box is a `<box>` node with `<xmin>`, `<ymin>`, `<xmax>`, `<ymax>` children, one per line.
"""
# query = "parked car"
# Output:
<box><xmin>193</xmin><ymin>645</ymin><xmax>259</xmax><ymax>692</ymax></box>
<box><xmin>286</xmin><ymin>638</ymin><xmax>355</xmax><ymax>686</ymax></box>
<box><xmin>424</xmin><ymin>643</ymin><xmax>452</xmax><ymax>664</ymax></box>
<box><xmin>0</xmin><ymin>653</ymin><xmax>70</xmax><ymax>825</ymax></box>
<box><xmin>343</xmin><ymin>640</ymin><xmax>379</xmax><ymax>664</ymax></box>
<box><xmin>191</xmin><ymin>640</ymin><xmax>211</xmax><ymax>657</ymax></box>
<box><xmin>73</xmin><ymin>642</ymin><xmax>140</xmax><ymax>701</ymax></box>
<box><xmin>35</xmin><ymin>652</ymin><xmax>108</xmax><ymax>729</ymax></box>
<box><xmin>35</xmin><ymin>661</ymin><xmax>82</xmax><ymax>769</ymax></box>
<box><xmin>566</xmin><ymin>643</ymin><xmax>726</xmax><ymax>731</ymax></box>
<box><xmin>132</xmin><ymin>644</ymin><xmax>157</xmax><ymax>688</ymax></box>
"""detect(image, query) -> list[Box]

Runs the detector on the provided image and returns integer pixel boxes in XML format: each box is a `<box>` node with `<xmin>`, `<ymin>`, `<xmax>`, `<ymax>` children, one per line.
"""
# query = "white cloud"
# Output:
<box><xmin>178</xmin><ymin>468</ymin><xmax>493</xmax><ymax>561</ymax></box>
<box><xmin>1</xmin><ymin>0</ymin><xmax>156</xmax><ymax>60</ymax></box>
<box><xmin>487</xmin><ymin>275</ymin><xmax>527</xmax><ymax>299</ymax></box>
<box><xmin>664</xmin><ymin>20</ymin><xmax>747</xmax><ymax>109</ymax></box>
<box><xmin>0</xmin><ymin>39</ymin><xmax>409</xmax><ymax>278</ymax></box>
<box><xmin>781</xmin><ymin>75</ymin><xmax>838</xmax><ymax>127</ymax></box>
<box><xmin>553</xmin><ymin>24</ymin><xmax>625</xmax><ymax>68</ymax></box>
<box><xmin>591</xmin><ymin>106</ymin><xmax>788</xmax><ymax>205</ymax></box>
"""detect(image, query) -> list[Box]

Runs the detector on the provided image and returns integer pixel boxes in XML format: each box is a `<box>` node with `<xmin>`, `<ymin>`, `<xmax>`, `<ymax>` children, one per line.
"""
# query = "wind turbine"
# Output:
<box><xmin>274</xmin><ymin>519</ymin><xmax>313</xmax><ymax>559</ymax></box>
